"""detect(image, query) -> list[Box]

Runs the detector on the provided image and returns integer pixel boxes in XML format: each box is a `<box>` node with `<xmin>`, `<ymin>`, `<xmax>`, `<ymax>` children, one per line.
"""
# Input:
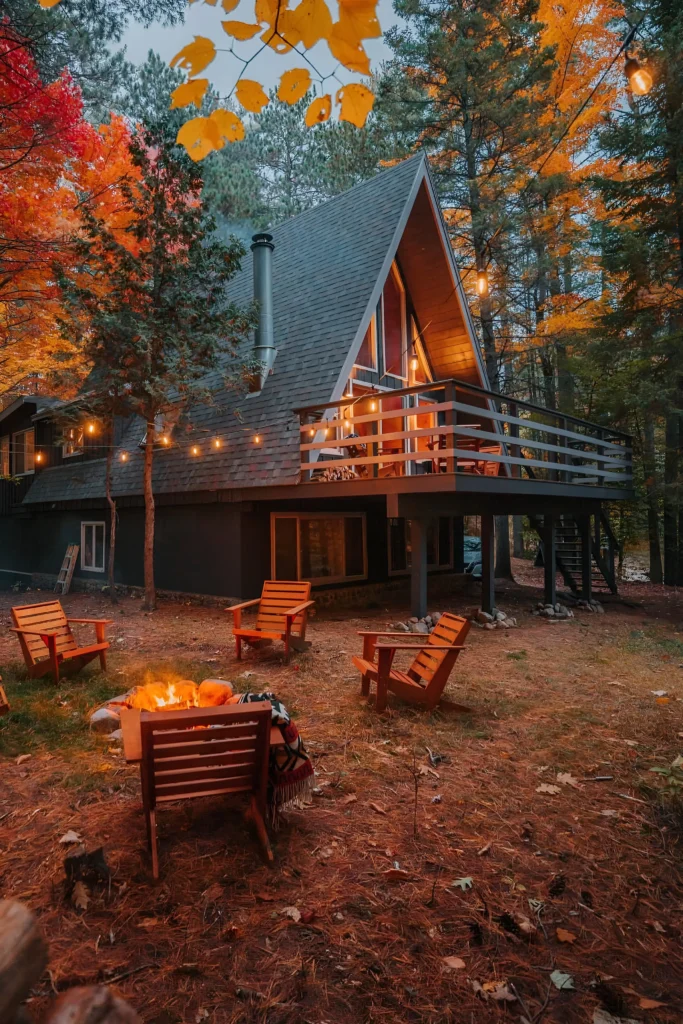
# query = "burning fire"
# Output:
<box><xmin>126</xmin><ymin>675</ymin><xmax>235</xmax><ymax>711</ymax></box>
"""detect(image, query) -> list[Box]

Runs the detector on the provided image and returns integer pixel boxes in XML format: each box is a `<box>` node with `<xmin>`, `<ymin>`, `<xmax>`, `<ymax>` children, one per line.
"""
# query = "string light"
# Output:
<box><xmin>191</xmin><ymin>445</ymin><xmax>199</xmax><ymax>455</ymax></box>
<box><xmin>120</xmin><ymin>452</ymin><xmax>128</xmax><ymax>461</ymax></box>
<box><xmin>624</xmin><ymin>56</ymin><xmax>652</xmax><ymax>95</ymax></box>
<box><xmin>87</xmin><ymin>422</ymin><xmax>96</xmax><ymax>434</ymax></box>
<box><xmin>213</xmin><ymin>438</ymin><xmax>222</xmax><ymax>448</ymax></box>
<box><xmin>309</xmin><ymin>428</ymin><xmax>315</xmax><ymax>437</ymax></box>
<box><xmin>161</xmin><ymin>435</ymin><xmax>170</xmax><ymax>445</ymax></box>
<box><xmin>35</xmin><ymin>452</ymin><xmax>43</xmax><ymax>463</ymax></box>
<box><xmin>410</xmin><ymin>351</ymin><xmax>419</xmax><ymax>373</ymax></box>
<box><xmin>254</xmin><ymin>435</ymin><xmax>260</xmax><ymax>444</ymax></box>
<box><xmin>476</xmin><ymin>269</ymin><xmax>489</xmax><ymax>298</ymax></box>
<box><xmin>370</xmin><ymin>400</ymin><xmax>377</xmax><ymax>412</ymax></box>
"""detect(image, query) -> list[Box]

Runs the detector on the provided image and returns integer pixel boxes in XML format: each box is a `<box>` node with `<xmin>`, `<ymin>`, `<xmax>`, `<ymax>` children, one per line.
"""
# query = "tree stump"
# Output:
<box><xmin>0</xmin><ymin>900</ymin><xmax>48</xmax><ymax>1023</ymax></box>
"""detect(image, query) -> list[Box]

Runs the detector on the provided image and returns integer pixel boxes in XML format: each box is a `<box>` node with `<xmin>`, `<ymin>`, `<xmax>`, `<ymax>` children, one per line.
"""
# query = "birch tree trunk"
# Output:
<box><xmin>142</xmin><ymin>418</ymin><xmax>156</xmax><ymax>611</ymax></box>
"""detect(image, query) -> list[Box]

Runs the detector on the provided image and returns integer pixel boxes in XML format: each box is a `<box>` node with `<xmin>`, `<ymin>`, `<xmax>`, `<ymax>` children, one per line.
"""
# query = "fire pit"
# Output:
<box><xmin>89</xmin><ymin>677</ymin><xmax>235</xmax><ymax>735</ymax></box>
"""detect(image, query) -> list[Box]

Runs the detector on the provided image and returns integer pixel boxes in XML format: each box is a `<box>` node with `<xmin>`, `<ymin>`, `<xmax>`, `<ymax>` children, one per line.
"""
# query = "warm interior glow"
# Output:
<box><xmin>625</xmin><ymin>58</ymin><xmax>652</xmax><ymax>96</ymax></box>
<box><xmin>476</xmin><ymin>269</ymin><xmax>489</xmax><ymax>298</ymax></box>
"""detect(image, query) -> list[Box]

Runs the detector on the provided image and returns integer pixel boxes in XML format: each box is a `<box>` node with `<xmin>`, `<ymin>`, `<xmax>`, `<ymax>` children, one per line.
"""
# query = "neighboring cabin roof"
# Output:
<box><xmin>23</xmin><ymin>154</ymin><xmax>479</xmax><ymax>507</ymax></box>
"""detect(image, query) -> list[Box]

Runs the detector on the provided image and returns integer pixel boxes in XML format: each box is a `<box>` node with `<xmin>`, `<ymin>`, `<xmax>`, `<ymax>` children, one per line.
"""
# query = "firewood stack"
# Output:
<box><xmin>0</xmin><ymin>900</ymin><xmax>141</xmax><ymax>1024</ymax></box>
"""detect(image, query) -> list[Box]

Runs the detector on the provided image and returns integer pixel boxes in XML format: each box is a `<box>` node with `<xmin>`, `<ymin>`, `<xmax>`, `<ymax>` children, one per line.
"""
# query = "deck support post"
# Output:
<box><xmin>480</xmin><ymin>514</ymin><xmax>495</xmax><ymax>614</ymax></box>
<box><xmin>543</xmin><ymin>515</ymin><xmax>557</xmax><ymax>606</ymax></box>
<box><xmin>453</xmin><ymin>517</ymin><xmax>465</xmax><ymax>573</ymax></box>
<box><xmin>579</xmin><ymin>514</ymin><xmax>593</xmax><ymax>600</ymax></box>
<box><xmin>410</xmin><ymin>518</ymin><xmax>428</xmax><ymax>619</ymax></box>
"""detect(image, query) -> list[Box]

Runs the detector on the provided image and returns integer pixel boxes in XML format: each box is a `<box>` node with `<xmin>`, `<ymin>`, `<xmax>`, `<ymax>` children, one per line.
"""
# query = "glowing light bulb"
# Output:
<box><xmin>161</xmin><ymin>435</ymin><xmax>169</xmax><ymax>445</ymax></box>
<box><xmin>370</xmin><ymin>401</ymin><xmax>377</xmax><ymax>412</ymax></box>
<box><xmin>120</xmin><ymin>452</ymin><xmax>128</xmax><ymax>462</ymax></box>
<box><xmin>410</xmin><ymin>353</ymin><xmax>419</xmax><ymax>372</ymax></box>
<box><xmin>254</xmin><ymin>435</ymin><xmax>260</xmax><ymax>444</ymax></box>
<box><xmin>87</xmin><ymin>422</ymin><xmax>95</xmax><ymax>434</ymax></box>
<box><xmin>213</xmin><ymin>438</ymin><xmax>221</xmax><ymax>448</ymax></box>
<box><xmin>309</xmin><ymin>428</ymin><xmax>315</xmax><ymax>437</ymax></box>
<box><xmin>191</xmin><ymin>445</ymin><xmax>199</xmax><ymax>455</ymax></box>
<box><xmin>476</xmin><ymin>269</ymin><xmax>489</xmax><ymax>298</ymax></box>
<box><xmin>35</xmin><ymin>452</ymin><xmax>43</xmax><ymax>463</ymax></box>
<box><xmin>344</xmin><ymin>420</ymin><xmax>350</xmax><ymax>428</ymax></box>
<box><xmin>625</xmin><ymin>57</ymin><xmax>652</xmax><ymax>96</ymax></box>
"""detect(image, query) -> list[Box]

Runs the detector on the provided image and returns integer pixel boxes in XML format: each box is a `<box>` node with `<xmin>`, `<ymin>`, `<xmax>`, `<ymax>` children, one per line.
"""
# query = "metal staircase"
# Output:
<box><xmin>532</xmin><ymin>512</ymin><xmax>619</xmax><ymax>595</ymax></box>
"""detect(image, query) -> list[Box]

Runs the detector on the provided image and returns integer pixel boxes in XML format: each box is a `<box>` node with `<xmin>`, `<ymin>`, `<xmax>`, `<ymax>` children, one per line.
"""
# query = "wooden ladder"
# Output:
<box><xmin>54</xmin><ymin>544</ymin><xmax>79</xmax><ymax>595</ymax></box>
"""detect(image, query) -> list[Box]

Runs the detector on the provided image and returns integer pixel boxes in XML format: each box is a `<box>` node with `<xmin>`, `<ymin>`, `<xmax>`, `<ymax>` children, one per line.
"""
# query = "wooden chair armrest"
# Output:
<box><xmin>67</xmin><ymin>618</ymin><xmax>114</xmax><ymax>625</ymax></box>
<box><xmin>374</xmin><ymin>643</ymin><xmax>466</xmax><ymax>651</ymax></box>
<box><xmin>285</xmin><ymin>600</ymin><xmax>315</xmax><ymax>619</ymax></box>
<box><xmin>357</xmin><ymin>631</ymin><xmax>420</xmax><ymax>638</ymax></box>
<box><xmin>10</xmin><ymin>627</ymin><xmax>60</xmax><ymax>637</ymax></box>
<box><xmin>225</xmin><ymin>599</ymin><xmax>260</xmax><ymax>613</ymax></box>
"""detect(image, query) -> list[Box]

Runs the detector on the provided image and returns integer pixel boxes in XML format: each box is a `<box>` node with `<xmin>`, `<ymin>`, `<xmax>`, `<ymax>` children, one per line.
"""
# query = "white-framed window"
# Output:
<box><xmin>271</xmin><ymin>513</ymin><xmax>367</xmax><ymax>585</ymax></box>
<box><xmin>81</xmin><ymin>521</ymin><xmax>106</xmax><ymax>572</ymax></box>
<box><xmin>63</xmin><ymin>427</ymin><xmax>84</xmax><ymax>458</ymax></box>
<box><xmin>354</xmin><ymin>313</ymin><xmax>378</xmax><ymax>372</ymax></box>
<box><xmin>12</xmin><ymin>428</ymin><xmax>35</xmax><ymax>475</ymax></box>
<box><xmin>0</xmin><ymin>435</ymin><xmax>9</xmax><ymax>476</ymax></box>
<box><xmin>382</xmin><ymin>264</ymin><xmax>408</xmax><ymax>380</ymax></box>
<box><xmin>388</xmin><ymin>518</ymin><xmax>453</xmax><ymax>575</ymax></box>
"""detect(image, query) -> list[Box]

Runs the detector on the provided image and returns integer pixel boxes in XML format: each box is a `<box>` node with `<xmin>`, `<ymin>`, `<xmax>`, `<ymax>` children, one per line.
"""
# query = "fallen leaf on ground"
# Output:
<box><xmin>282</xmin><ymin>906</ymin><xmax>301</xmax><ymax>922</ymax></box>
<box><xmin>138</xmin><ymin>917</ymin><xmax>158</xmax><ymax>929</ymax></box>
<box><xmin>15</xmin><ymin>754</ymin><xmax>31</xmax><ymax>765</ymax></box>
<box><xmin>593</xmin><ymin>1010</ymin><xmax>641</xmax><ymax>1024</ymax></box>
<box><xmin>601</xmin><ymin>809</ymin><xmax>619</xmax><ymax>817</ymax></box>
<box><xmin>369</xmin><ymin>802</ymin><xmax>387</xmax><ymax>815</ymax></box>
<box><xmin>536</xmin><ymin>783</ymin><xmax>561</xmax><ymax>795</ymax></box>
<box><xmin>513</xmin><ymin>912</ymin><xmax>536</xmax><ymax>936</ymax></box>
<box><xmin>442</xmin><ymin>956</ymin><xmax>466</xmax><ymax>970</ymax></box>
<box><xmin>550</xmin><ymin>970</ymin><xmax>574</xmax><ymax>990</ymax></box>
<box><xmin>556</xmin><ymin>927</ymin><xmax>577</xmax><ymax>943</ymax></box>
<box><xmin>59</xmin><ymin>830</ymin><xmax>82</xmax><ymax>844</ymax></box>
<box><xmin>255</xmin><ymin>891</ymin><xmax>276</xmax><ymax>901</ymax></box>
<box><xmin>638</xmin><ymin>998</ymin><xmax>665</xmax><ymax>1010</ymax></box>
<box><xmin>477</xmin><ymin>841</ymin><xmax>491</xmax><ymax>856</ymax></box>
<box><xmin>651</xmin><ymin>690</ymin><xmax>668</xmax><ymax>697</ymax></box>
<box><xmin>71</xmin><ymin>881</ymin><xmax>89</xmax><ymax>911</ymax></box>
<box><xmin>656</xmin><ymin>697</ymin><xmax>670</xmax><ymax>705</ymax></box>
<box><xmin>452</xmin><ymin>876</ymin><xmax>473</xmax><ymax>891</ymax></box>
<box><xmin>383</xmin><ymin>868</ymin><xmax>411</xmax><ymax>882</ymax></box>
<box><xmin>557</xmin><ymin>772</ymin><xmax>583</xmax><ymax>789</ymax></box>
<box><xmin>645</xmin><ymin>919</ymin><xmax>665</xmax><ymax>933</ymax></box>
<box><xmin>340</xmin><ymin>794</ymin><xmax>357</xmax><ymax>805</ymax></box>
<box><xmin>482</xmin><ymin>981</ymin><xmax>516</xmax><ymax>1002</ymax></box>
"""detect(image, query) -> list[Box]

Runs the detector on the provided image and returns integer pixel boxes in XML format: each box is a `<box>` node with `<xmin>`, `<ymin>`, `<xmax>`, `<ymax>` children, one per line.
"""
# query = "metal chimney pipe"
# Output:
<box><xmin>250</xmin><ymin>232</ymin><xmax>276</xmax><ymax>391</ymax></box>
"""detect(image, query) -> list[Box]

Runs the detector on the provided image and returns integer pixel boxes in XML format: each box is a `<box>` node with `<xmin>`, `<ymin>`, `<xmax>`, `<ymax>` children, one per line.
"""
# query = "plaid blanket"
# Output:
<box><xmin>237</xmin><ymin>691</ymin><xmax>314</xmax><ymax>814</ymax></box>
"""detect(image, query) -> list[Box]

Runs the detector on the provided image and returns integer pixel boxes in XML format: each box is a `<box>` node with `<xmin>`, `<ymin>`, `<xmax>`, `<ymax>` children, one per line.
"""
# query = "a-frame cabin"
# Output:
<box><xmin>0</xmin><ymin>155</ymin><xmax>632</xmax><ymax>612</ymax></box>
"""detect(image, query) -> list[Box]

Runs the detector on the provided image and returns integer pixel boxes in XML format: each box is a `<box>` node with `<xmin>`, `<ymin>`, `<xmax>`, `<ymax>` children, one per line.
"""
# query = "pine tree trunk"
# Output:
<box><xmin>142</xmin><ymin>419</ymin><xmax>156</xmax><ymax>611</ymax></box>
<box><xmin>105</xmin><ymin>419</ymin><xmax>118</xmax><ymax>605</ymax></box>
<box><xmin>494</xmin><ymin>515</ymin><xmax>513</xmax><ymax>578</ymax></box>
<box><xmin>512</xmin><ymin>515</ymin><xmax>525</xmax><ymax>558</ymax></box>
<box><xmin>641</xmin><ymin>418</ymin><xmax>663</xmax><ymax>584</ymax></box>
<box><xmin>663</xmin><ymin>410</ymin><xmax>678</xmax><ymax>586</ymax></box>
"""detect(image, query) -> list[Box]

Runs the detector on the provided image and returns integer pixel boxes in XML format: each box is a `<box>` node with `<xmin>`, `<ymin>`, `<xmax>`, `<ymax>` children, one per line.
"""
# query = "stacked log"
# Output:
<box><xmin>0</xmin><ymin>901</ymin><xmax>141</xmax><ymax>1024</ymax></box>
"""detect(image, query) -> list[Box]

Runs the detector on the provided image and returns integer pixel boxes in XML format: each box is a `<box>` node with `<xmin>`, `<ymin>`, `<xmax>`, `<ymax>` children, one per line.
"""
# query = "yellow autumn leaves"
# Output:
<box><xmin>35</xmin><ymin>0</ymin><xmax>379</xmax><ymax>161</ymax></box>
<box><xmin>169</xmin><ymin>0</ymin><xmax>379</xmax><ymax>160</ymax></box>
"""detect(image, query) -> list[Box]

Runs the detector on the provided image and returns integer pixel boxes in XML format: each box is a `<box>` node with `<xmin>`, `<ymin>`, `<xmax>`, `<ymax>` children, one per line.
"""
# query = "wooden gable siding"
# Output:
<box><xmin>397</xmin><ymin>182</ymin><xmax>482</xmax><ymax>386</ymax></box>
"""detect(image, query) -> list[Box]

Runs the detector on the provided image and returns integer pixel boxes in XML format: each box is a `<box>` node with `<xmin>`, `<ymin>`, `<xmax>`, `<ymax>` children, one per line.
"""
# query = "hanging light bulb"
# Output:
<box><xmin>370</xmin><ymin>400</ymin><xmax>377</xmax><ymax>412</ymax></box>
<box><xmin>35</xmin><ymin>452</ymin><xmax>43</xmax><ymax>463</ymax></box>
<box><xmin>254</xmin><ymin>435</ymin><xmax>260</xmax><ymax>444</ymax></box>
<box><xmin>191</xmin><ymin>445</ymin><xmax>199</xmax><ymax>455</ymax></box>
<box><xmin>624</xmin><ymin>56</ymin><xmax>652</xmax><ymax>96</ymax></box>
<box><xmin>309</xmin><ymin>428</ymin><xmax>315</xmax><ymax>437</ymax></box>
<box><xmin>213</xmin><ymin>438</ymin><xmax>221</xmax><ymax>448</ymax></box>
<box><xmin>476</xmin><ymin>269</ymin><xmax>489</xmax><ymax>298</ymax></box>
<box><xmin>410</xmin><ymin>351</ymin><xmax>419</xmax><ymax>373</ymax></box>
<box><xmin>120</xmin><ymin>452</ymin><xmax>128</xmax><ymax>462</ymax></box>
<box><xmin>161</xmin><ymin>435</ymin><xmax>169</xmax><ymax>445</ymax></box>
<box><xmin>87</xmin><ymin>422</ymin><xmax>96</xmax><ymax>435</ymax></box>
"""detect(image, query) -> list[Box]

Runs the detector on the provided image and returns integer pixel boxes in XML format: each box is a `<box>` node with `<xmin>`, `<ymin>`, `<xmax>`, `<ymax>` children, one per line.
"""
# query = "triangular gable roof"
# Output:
<box><xmin>23</xmin><ymin>154</ymin><xmax>488</xmax><ymax>505</ymax></box>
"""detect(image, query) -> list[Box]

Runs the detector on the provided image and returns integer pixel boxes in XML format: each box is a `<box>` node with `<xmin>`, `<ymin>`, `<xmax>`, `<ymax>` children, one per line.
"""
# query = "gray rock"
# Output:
<box><xmin>409</xmin><ymin>617</ymin><xmax>419</xmax><ymax>623</ymax></box>
<box><xmin>476</xmin><ymin>610</ymin><xmax>494</xmax><ymax>624</ymax></box>
<box><xmin>109</xmin><ymin>729</ymin><xmax>123</xmax><ymax>741</ymax></box>
<box><xmin>431</xmin><ymin>612</ymin><xmax>442</xmax><ymax>624</ymax></box>
<box><xmin>485</xmin><ymin>622</ymin><xmax>496</xmax><ymax>630</ymax></box>
<box><xmin>89</xmin><ymin>707</ymin><xmax>121</xmax><ymax>734</ymax></box>
<box><xmin>414</xmin><ymin>621</ymin><xmax>430</xmax><ymax>634</ymax></box>
<box><xmin>396</xmin><ymin>621</ymin><xmax>410</xmax><ymax>632</ymax></box>
<box><xmin>423</xmin><ymin>615</ymin><xmax>433</xmax><ymax>626</ymax></box>
<box><xmin>508</xmin><ymin>617</ymin><xmax>517</xmax><ymax>627</ymax></box>
<box><xmin>495</xmin><ymin>611</ymin><xmax>506</xmax><ymax>622</ymax></box>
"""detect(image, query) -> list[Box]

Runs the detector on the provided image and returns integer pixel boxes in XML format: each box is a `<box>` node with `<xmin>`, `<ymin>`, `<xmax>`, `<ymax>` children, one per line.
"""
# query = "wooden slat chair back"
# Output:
<box><xmin>10</xmin><ymin>600</ymin><xmax>111</xmax><ymax>683</ymax></box>
<box><xmin>353</xmin><ymin>612</ymin><xmax>471</xmax><ymax>712</ymax></box>
<box><xmin>139</xmin><ymin>702</ymin><xmax>273</xmax><ymax>878</ymax></box>
<box><xmin>227</xmin><ymin>581</ymin><xmax>315</xmax><ymax>662</ymax></box>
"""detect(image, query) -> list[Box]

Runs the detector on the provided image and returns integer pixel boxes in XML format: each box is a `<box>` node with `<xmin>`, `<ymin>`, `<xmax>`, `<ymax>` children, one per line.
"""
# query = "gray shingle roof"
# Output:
<box><xmin>24</xmin><ymin>154</ymin><xmax>427</xmax><ymax>506</ymax></box>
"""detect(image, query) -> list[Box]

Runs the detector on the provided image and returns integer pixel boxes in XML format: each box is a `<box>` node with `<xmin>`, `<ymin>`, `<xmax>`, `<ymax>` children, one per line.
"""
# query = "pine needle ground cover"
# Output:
<box><xmin>1</xmin><ymin>577</ymin><xmax>682</xmax><ymax>1024</ymax></box>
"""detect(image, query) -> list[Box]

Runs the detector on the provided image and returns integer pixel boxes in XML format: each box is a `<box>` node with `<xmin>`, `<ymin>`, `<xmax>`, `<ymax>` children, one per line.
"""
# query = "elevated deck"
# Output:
<box><xmin>295</xmin><ymin>379</ymin><xmax>633</xmax><ymax>506</ymax></box>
